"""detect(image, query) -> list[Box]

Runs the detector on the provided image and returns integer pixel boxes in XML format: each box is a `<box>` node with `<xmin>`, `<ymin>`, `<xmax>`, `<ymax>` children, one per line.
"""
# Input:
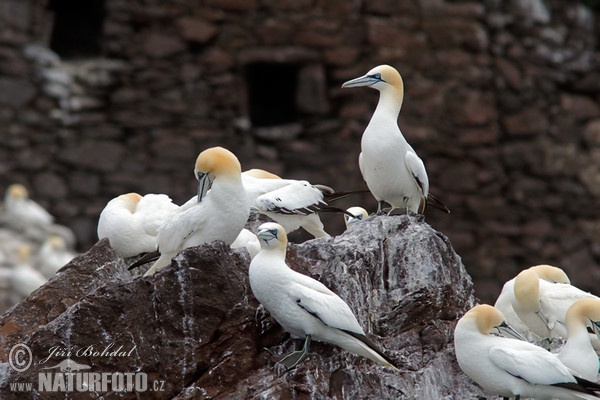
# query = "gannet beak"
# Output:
<box><xmin>494</xmin><ymin>321</ymin><xmax>528</xmax><ymax>341</ymax></box>
<box><xmin>342</xmin><ymin>73</ymin><xmax>384</xmax><ymax>88</ymax></box>
<box><xmin>535</xmin><ymin>308</ymin><xmax>551</xmax><ymax>330</ymax></box>
<box><xmin>590</xmin><ymin>320</ymin><xmax>600</xmax><ymax>340</ymax></box>
<box><xmin>257</xmin><ymin>228</ymin><xmax>278</xmax><ymax>243</ymax></box>
<box><xmin>197</xmin><ymin>172</ymin><xmax>213</xmax><ymax>203</ymax></box>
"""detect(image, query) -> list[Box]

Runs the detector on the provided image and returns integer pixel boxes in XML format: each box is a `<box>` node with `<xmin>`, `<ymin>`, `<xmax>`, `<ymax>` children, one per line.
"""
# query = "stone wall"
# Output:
<box><xmin>1</xmin><ymin>0</ymin><xmax>599</xmax><ymax>302</ymax></box>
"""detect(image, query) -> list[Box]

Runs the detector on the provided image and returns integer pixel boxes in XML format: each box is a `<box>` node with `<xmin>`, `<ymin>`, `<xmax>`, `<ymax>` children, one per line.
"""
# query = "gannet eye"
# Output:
<box><xmin>373</xmin><ymin>73</ymin><xmax>381</xmax><ymax>80</ymax></box>
<box><xmin>269</xmin><ymin>229</ymin><xmax>278</xmax><ymax>238</ymax></box>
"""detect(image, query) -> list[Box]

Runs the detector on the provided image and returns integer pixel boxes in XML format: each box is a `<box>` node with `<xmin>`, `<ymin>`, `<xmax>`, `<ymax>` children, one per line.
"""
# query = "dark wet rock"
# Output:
<box><xmin>0</xmin><ymin>214</ymin><xmax>484</xmax><ymax>399</ymax></box>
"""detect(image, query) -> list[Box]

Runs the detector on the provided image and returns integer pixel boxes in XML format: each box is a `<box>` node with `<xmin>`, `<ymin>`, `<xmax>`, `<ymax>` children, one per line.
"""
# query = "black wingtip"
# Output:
<box><xmin>427</xmin><ymin>193</ymin><xmax>451</xmax><ymax>214</ymax></box>
<box><xmin>128</xmin><ymin>251</ymin><xmax>160</xmax><ymax>270</ymax></box>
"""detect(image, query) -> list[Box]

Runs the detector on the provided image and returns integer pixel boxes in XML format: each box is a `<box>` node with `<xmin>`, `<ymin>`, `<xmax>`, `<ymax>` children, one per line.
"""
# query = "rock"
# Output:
<box><xmin>0</xmin><ymin>214</ymin><xmax>483</xmax><ymax>398</ymax></box>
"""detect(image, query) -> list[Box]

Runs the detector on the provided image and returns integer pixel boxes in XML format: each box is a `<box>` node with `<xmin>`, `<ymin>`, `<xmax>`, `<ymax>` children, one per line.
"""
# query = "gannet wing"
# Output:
<box><xmin>489</xmin><ymin>345</ymin><xmax>576</xmax><ymax>386</ymax></box>
<box><xmin>404</xmin><ymin>151</ymin><xmax>429</xmax><ymax>198</ymax></box>
<box><xmin>358</xmin><ymin>152</ymin><xmax>366</xmax><ymax>181</ymax></box>
<box><xmin>156</xmin><ymin>205</ymin><xmax>208</xmax><ymax>253</ymax></box>
<box><xmin>288</xmin><ymin>274</ymin><xmax>365</xmax><ymax>335</ymax></box>
<box><xmin>255</xmin><ymin>181</ymin><xmax>327</xmax><ymax>216</ymax></box>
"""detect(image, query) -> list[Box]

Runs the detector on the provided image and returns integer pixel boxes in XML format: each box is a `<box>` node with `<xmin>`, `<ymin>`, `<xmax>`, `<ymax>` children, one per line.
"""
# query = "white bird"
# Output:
<box><xmin>558</xmin><ymin>298</ymin><xmax>600</xmax><ymax>382</ymax></box>
<box><xmin>511</xmin><ymin>268</ymin><xmax>597</xmax><ymax>340</ymax></box>
<box><xmin>495</xmin><ymin>264</ymin><xmax>571</xmax><ymax>339</ymax></box>
<box><xmin>454</xmin><ymin>304</ymin><xmax>600</xmax><ymax>400</ymax></box>
<box><xmin>10</xmin><ymin>245</ymin><xmax>47</xmax><ymax>298</ymax></box>
<box><xmin>131</xmin><ymin>147</ymin><xmax>249</xmax><ymax>276</ymax></box>
<box><xmin>97</xmin><ymin>192</ymin><xmax>180</xmax><ymax>258</ymax></box>
<box><xmin>3</xmin><ymin>183</ymin><xmax>54</xmax><ymax>227</ymax></box>
<box><xmin>36</xmin><ymin>235</ymin><xmax>77</xmax><ymax>278</ymax></box>
<box><xmin>230</xmin><ymin>228</ymin><xmax>261</xmax><ymax>259</ymax></box>
<box><xmin>342</xmin><ymin>65</ymin><xmax>449</xmax><ymax>214</ymax></box>
<box><xmin>343</xmin><ymin>206</ymin><xmax>369</xmax><ymax>229</ymax></box>
<box><xmin>249</xmin><ymin>222</ymin><xmax>397</xmax><ymax>370</ymax></box>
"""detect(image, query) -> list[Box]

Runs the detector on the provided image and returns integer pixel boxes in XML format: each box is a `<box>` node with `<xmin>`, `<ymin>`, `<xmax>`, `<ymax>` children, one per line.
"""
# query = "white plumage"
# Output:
<box><xmin>11</xmin><ymin>245</ymin><xmax>47</xmax><ymax>298</ymax></box>
<box><xmin>342</xmin><ymin>65</ymin><xmax>429</xmax><ymax>213</ymax></box>
<box><xmin>343</xmin><ymin>206</ymin><xmax>368</xmax><ymax>229</ymax></box>
<box><xmin>3</xmin><ymin>183</ymin><xmax>54</xmax><ymax>227</ymax></box>
<box><xmin>454</xmin><ymin>304</ymin><xmax>600</xmax><ymax>400</ymax></box>
<box><xmin>97</xmin><ymin>192</ymin><xmax>180</xmax><ymax>258</ymax></box>
<box><xmin>249</xmin><ymin>222</ymin><xmax>396</xmax><ymax>369</ymax></box>
<box><xmin>230</xmin><ymin>228</ymin><xmax>260</xmax><ymax>259</ymax></box>
<box><xmin>36</xmin><ymin>235</ymin><xmax>77</xmax><ymax>278</ymax></box>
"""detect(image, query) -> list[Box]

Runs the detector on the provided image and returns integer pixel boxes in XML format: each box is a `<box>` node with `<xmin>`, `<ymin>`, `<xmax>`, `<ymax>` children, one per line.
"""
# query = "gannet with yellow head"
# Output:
<box><xmin>343</xmin><ymin>206</ymin><xmax>369</xmax><ymax>229</ymax></box>
<box><xmin>3</xmin><ymin>183</ymin><xmax>54</xmax><ymax>227</ymax></box>
<box><xmin>455</xmin><ymin>304</ymin><xmax>600</xmax><ymax>399</ymax></box>
<box><xmin>249</xmin><ymin>222</ymin><xmax>397</xmax><ymax>370</ymax></box>
<box><xmin>138</xmin><ymin>147</ymin><xmax>249</xmax><ymax>276</ymax></box>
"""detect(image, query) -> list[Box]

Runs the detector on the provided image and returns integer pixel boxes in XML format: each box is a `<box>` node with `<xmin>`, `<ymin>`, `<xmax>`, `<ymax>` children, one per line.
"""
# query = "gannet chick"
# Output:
<box><xmin>494</xmin><ymin>264</ymin><xmax>571</xmax><ymax>339</ymax></box>
<box><xmin>97</xmin><ymin>193</ymin><xmax>180</xmax><ymax>258</ymax></box>
<box><xmin>511</xmin><ymin>268</ymin><xmax>597</xmax><ymax>340</ymax></box>
<box><xmin>343</xmin><ymin>206</ymin><xmax>368</xmax><ymax>229</ymax></box>
<box><xmin>342</xmin><ymin>65</ymin><xmax>449</xmax><ymax>214</ymax></box>
<box><xmin>137</xmin><ymin>147</ymin><xmax>249</xmax><ymax>276</ymax></box>
<box><xmin>454</xmin><ymin>304</ymin><xmax>600</xmax><ymax>400</ymax></box>
<box><xmin>249</xmin><ymin>222</ymin><xmax>397</xmax><ymax>370</ymax></box>
<box><xmin>11</xmin><ymin>245</ymin><xmax>46</xmax><ymax>298</ymax></box>
<box><xmin>230</xmin><ymin>228</ymin><xmax>260</xmax><ymax>259</ymax></box>
<box><xmin>36</xmin><ymin>235</ymin><xmax>76</xmax><ymax>278</ymax></box>
<box><xmin>558</xmin><ymin>298</ymin><xmax>600</xmax><ymax>382</ymax></box>
<box><xmin>3</xmin><ymin>183</ymin><xmax>54</xmax><ymax>227</ymax></box>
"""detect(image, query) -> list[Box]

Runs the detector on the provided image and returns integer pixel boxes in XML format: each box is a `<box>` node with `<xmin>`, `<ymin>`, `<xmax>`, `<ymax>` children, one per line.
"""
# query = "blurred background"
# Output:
<box><xmin>1</xmin><ymin>0</ymin><xmax>599</xmax><ymax>305</ymax></box>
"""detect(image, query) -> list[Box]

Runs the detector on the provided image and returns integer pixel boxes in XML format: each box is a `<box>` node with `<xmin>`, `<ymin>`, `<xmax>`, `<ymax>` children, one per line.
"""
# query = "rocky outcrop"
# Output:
<box><xmin>0</xmin><ymin>213</ymin><xmax>484</xmax><ymax>399</ymax></box>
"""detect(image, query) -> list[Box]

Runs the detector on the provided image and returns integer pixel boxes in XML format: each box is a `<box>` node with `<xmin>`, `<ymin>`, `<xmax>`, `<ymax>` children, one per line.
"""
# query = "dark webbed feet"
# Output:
<box><xmin>279</xmin><ymin>335</ymin><xmax>311</xmax><ymax>370</ymax></box>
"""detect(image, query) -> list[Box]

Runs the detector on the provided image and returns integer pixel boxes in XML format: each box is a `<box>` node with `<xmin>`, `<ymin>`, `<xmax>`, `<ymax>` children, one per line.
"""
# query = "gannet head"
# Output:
<box><xmin>566</xmin><ymin>298</ymin><xmax>600</xmax><ymax>338</ymax></box>
<box><xmin>15</xmin><ymin>244</ymin><xmax>32</xmax><ymax>265</ymax></box>
<box><xmin>194</xmin><ymin>147</ymin><xmax>242</xmax><ymax>202</ymax></box>
<box><xmin>528</xmin><ymin>264</ymin><xmax>570</xmax><ymax>284</ymax></box>
<box><xmin>119</xmin><ymin>193</ymin><xmax>142</xmax><ymax>213</ymax></box>
<box><xmin>344</xmin><ymin>206</ymin><xmax>368</xmax><ymax>228</ymax></box>
<box><xmin>462</xmin><ymin>304</ymin><xmax>526</xmax><ymax>340</ymax></box>
<box><xmin>342</xmin><ymin>65</ymin><xmax>404</xmax><ymax>94</ymax></box>
<box><xmin>242</xmin><ymin>169</ymin><xmax>281</xmax><ymax>180</ymax></box>
<box><xmin>256</xmin><ymin>222</ymin><xmax>287</xmax><ymax>251</ymax></box>
<box><xmin>513</xmin><ymin>268</ymin><xmax>540</xmax><ymax>313</ymax></box>
<box><xmin>6</xmin><ymin>184</ymin><xmax>29</xmax><ymax>201</ymax></box>
<box><xmin>46</xmin><ymin>235</ymin><xmax>68</xmax><ymax>251</ymax></box>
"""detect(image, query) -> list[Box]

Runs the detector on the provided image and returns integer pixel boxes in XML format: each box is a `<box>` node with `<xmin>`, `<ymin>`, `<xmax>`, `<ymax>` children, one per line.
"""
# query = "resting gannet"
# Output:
<box><xmin>249</xmin><ymin>222</ymin><xmax>397</xmax><ymax>370</ymax></box>
<box><xmin>558</xmin><ymin>298</ymin><xmax>600</xmax><ymax>382</ymax></box>
<box><xmin>97</xmin><ymin>192</ymin><xmax>180</xmax><ymax>258</ymax></box>
<box><xmin>36</xmin><ymin>235</ymin><xmax>76</xmax><ymax>278</ymax></box>
<box><xmin>494</xmin><ymin>264</ymin><xmax>571</xmax><ymax>339</ymax></box>
<box><xmin>342</xmin><ymin>65</ymin><xmax>449</xmax><ymax>214</ymax></box>
<box><xmin>455</xmin><ymin>304</ymin><xmax>600</xmax><ymax>400</ymax></box>
<box><xmin>511</xmin><ymin>268</ymin><xmax>597</xmax><ymax>340</ymax></box>
<box><xmin>343</xmin><ymin>206</ymin><xmax>369</xmax><ymax>229</ymax></box>
<box><xmin>3</xmin><ymin>183</ymin><xmax>54</xmax><ymax>227</ymax></box>
<box><xmin>11</xmin><ymin>245</ymin><xmax>46</xmax><ymax>298</ymax></box>
<box><xmin>132</xmin><ymin>147</ymin><xmax>249</xmax><ymax>276</ymax></box>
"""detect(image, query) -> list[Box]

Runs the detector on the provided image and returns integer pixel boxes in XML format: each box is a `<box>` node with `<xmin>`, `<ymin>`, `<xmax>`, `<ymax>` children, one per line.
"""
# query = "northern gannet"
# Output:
<box><xmin>3</xmin><ymin>183</ymin><xmax>54</xmax><ymax>227</ymax></box>
<box><xmin>558</xmin><ymin>298</ymin><xmax>600</xmax><ymax>382</ymax></box>
<box><xmin>249</xmin><ymin>222</ymin><xmax>397</xmax><ymax>370</ymax></box>
<box><xmin>494</xmin><ymin>264</ymin><xmax>571</xmax><ymax>339</ymax></box>
<box><xmin>11</xmin><ymin>245</ymin><xmax>46</xmax><ymax>298</ymax></box>
<box><xmin>97</xmin><ymin>192</ymin><xmax>180</xmax><ymax>258</ymax></box>
<box><xmin>511</xmin><ymin>268</ymin><xmax>597</xmax><ymax>340</ymax></box>
<box><xmin>132</xmin><ymin>147</ymin><xmax>249</xmax><ymax>276</ymax></box>
<box><xmin>343</xmin><ymin>206</ymin><xmax>368</xmax><ymax>229</ymax></box>
<box><xmin>36</xmin><ymin>235</ymin><xmax>76</xmax><ymax>278</ymax></box>
<box><xmin>454</xmin><ymin>304</ymin><xmax>600</xmax><ymax>400</ymax></box>
<box><xmin>342</xmin><ymin>65</ymin><xmax>449</xmax><ymax>214</ymax></box>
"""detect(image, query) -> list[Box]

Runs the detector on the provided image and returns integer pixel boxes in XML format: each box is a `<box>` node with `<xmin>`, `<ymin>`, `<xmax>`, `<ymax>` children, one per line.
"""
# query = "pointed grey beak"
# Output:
<box><xmin>342</xmin><ymin>74</ymin><xmax>382</xmax><ymax>88</ymax></box>
<box><xmin>495</xmin><ymin>321</ymin><xmax>528</xmax><ymax>341</ymax></box>
<box><xmin>535</xmin><ymin>308</ymin><xmax>551</xmax><ymax>330</ymax></box>
<box><xmin>197</xmin><ymin>172</ymin><xmax>212</xmax><ymax>203</ymax></box>
<box><xmin>257</xmin><ymin>228</ymin><xmax>278</xmax><ymax>243</ymax></box>
<box><xmin>591</xmin><ymin>320</ymin><xmax>600</xmax><ymax>340</ymax></box>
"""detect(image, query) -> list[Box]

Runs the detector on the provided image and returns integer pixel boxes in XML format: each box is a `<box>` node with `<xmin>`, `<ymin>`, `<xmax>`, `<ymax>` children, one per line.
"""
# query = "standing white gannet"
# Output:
<box><xmin>134</xmin><ymin>147</ymin><xmax>249</xmax><ymax>276</ymax></box>
<box><xmin>97</xmin><ymin>192</ymin><xmax>180</xmax><ymax>258</ymax></box>
<box><xmin>511</xmin><ymin>268</ymin><xmax>597</xmax><ymax>340</ymax></box>
<box><xmin>249</xmin><ymin>222</ymin><xmax>397</xmax><ymax>370</ymax></box>
<box><xmin>494</xmin><ymin>264</ymin><xmax>571</xmax><ymax>339</ymax></box>
<box><xmin>343</xmin><ymin>206</ymin><xmax>369</xmax><ymax>229</ymax></box>
<box><xmin>11</xmin><ymin>245</ymin><xmax>47</xmax><ymax>298</ymax></box>
<box><xmin>36</xmin><ymin>235</ymin><xmax>77</xmax><ymax>278</ymax></box>
<box><xmin>3</xmin><ymin>183</ymin><xmax>54</xmax><ymax>227</ymax></box>
<box><xmin>558</xmin><ymin>298</ymin><xmax>600</xmax><ymax>382</ymax></box>
<box><xmin>342</xmin><ymin>65</ymin><xmax>450</xmax><ymax>214</ymax></box>
<box><xmin>454</xmin><ymin>304</ymin><xmax>600</xmax><ymax>400</ymax></box>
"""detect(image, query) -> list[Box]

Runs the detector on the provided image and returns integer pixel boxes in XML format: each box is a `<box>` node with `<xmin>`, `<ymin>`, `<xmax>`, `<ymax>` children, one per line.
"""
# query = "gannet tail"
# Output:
<box><xmin>128</xmin><ymin>251</ymin><xmax>160</xmax><ymax>270</ymax></box>
<box><xmin>426</xmin><ymin>193</ymin><xmax>451</xmax><ymax>214</ymax></box>
<box><xmin>339</xmin><ymin>329</ymin><xmax>399</xmax><ymax>370</ymax></box>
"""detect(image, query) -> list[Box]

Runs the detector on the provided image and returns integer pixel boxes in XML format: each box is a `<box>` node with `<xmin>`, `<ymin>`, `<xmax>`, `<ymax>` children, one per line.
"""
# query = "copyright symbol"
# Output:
<box><xmin>9</xmin><ymin>343</ymin><xmax>32</xmax><ymax>372</ymax></box>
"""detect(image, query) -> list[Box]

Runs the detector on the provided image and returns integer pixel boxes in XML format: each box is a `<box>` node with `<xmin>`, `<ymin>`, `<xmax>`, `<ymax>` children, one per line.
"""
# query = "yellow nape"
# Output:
<box><xmin>195</xmin><ymin>147</ymin><xmax>241</xmax><ymax>176</ymax></box>
<box><xmin>243</xmin><ymin>169</ymin><xmax>281</xmax><ymax>180</ymax></box>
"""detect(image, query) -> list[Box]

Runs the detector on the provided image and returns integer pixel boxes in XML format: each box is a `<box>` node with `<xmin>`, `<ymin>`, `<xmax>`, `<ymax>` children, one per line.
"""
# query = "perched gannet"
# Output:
<box><xmin>97</xmin><ymin>192</ymin><xmax>180</xmax><ymax>258</ymax></box>
<box><xmin>455</xmin><ymin>304</ymin><xmax>600</xmax><ymax>400</ymax></box>
<box><xmin>36</xmin><ymin>235</ymin><xmax>77</xmax><ymax>278</ymax></box>
<box><xmin>11</xmin><ymin>245</ymin><xmax>47</xmax><ymax>298</ymax></box>
<box><xmin>132</xmin><ymin>147</ymin><xmax>249</xmax><ymax>276</ymax></box>
<box><xmin>249</xmin><ymin>222</ymin><xmax>397</xmax><ymax>370</ymax></box>
<box><xmin>511</xmin><ymin>268</ymin><xmax>597</xmax><ymax>340</ymax></box>
<box><xmin>343</xmin><ymin>206</ymin><xmax>369</xmax><ymax>229</ymax></box>
<box><xmin>342</xmin><ymin>65</ymin><xmax>449</xmax><ymax>214</ymax></box>
<box><xmin>494</xmin><ymin>264</ymin><xmax>571</xmax><ymax>339</ymax></box>
<box><xmin>558</xmin><ymin>298</ymin><xmax>600</xmax><ymax>382</ymax></box>
<box><xmin>3</xmin><ymin>183</ymin><xmax>54</xmax><ymax>227</ymax></box>
<box><xmin>230</xmin><ymin>228</ymin><xmax>261</xmax><ymax>259</ymax></box>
